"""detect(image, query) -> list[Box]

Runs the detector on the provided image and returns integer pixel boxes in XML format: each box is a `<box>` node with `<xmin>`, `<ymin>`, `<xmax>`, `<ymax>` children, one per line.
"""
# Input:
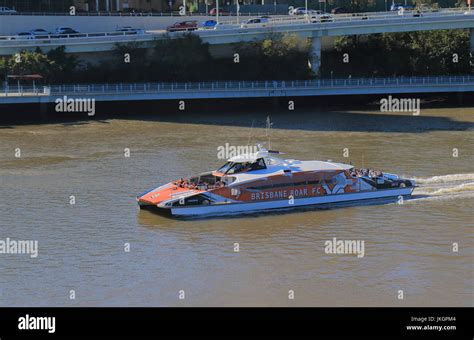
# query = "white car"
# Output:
<box><xmin>240</xmin><ymin>18</ymin><xmax>269</xmax><ymax>28</ymax></box>
<box><xmin>0</xmin><ymin>7</ymin><xmax>17</xmax><ymax>13</ymax></box>
<box><xmin>30</xmin><ymin>29</ymin><xmax>50</xmax><ymax>36</ymax></box>
<box><xmin>13</xmin><ymin>32</ymin><xmax>35</xmax><ymax>40</ymax></box>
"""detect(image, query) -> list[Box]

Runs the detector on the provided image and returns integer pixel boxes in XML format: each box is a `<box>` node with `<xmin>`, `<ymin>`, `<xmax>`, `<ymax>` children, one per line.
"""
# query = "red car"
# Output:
<box><xmin>209</xmin><ymin>8</ymin><xmax>230</xmax><ymax>16</ymax></box>
<box><xmin>166</xmin><ymin>20</ymin><xmax>198</xmax><ymax>32</ymax></box>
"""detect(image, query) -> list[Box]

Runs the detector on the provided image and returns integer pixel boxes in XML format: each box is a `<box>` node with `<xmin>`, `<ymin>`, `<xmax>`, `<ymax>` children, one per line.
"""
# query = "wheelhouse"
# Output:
<box><xmin>217</xmin><ymin>157</ymin><xmax>267</xmax><ymax>174</ymax></box>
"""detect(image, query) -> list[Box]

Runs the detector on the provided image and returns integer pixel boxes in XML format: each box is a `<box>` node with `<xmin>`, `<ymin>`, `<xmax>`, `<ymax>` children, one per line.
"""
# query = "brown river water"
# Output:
<box><xmin>0</xmin><ymin>107</ymin><xmax>473</xmax><ymax>306</ymax></box>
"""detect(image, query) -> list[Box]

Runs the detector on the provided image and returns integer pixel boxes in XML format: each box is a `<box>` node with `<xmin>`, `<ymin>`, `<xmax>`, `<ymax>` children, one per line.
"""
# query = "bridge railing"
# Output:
<box><xmin>0</xmin><ymin>7</ymin><xmax>467</xmax><ymax>17</ymax></box>
<box><xmin>223</xmin><ymin>7</ymin><xmax>471</xmax><ymax>26</ymax></box>
<box><xmin>0</xmin><ymin>11</ymin><xmax>276</xmax><ymax>17</ymax></box>
<box><xmin>0</xmin><ymin>30</ymin><xmax>156</xmax><ymax>42</ymax></box>
<box><xmin>2</xmin><ymin>75</ymin><xmax>473</xmax><ymax>97</ymax></box>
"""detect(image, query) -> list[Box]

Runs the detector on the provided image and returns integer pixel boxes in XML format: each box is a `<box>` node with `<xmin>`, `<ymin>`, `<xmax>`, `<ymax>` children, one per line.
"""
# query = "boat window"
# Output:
<box><xmin>217</xmin><ymin>158</ymin><xmax>266</xmax><ymax>174</ymax></box>
<box><xmin>217</xmin><ymin>162</ymin><xmax>234</xmax><ymax>174</ymax></box>
<box><xmin>226</xmin><ymin>162</ymin><xmax>251</xmax><ymax>174</ymax></box>
<box><xmin>250</xmin><ymin>158</ymin><xmax>267</xmax><ymax>171</ymax></box>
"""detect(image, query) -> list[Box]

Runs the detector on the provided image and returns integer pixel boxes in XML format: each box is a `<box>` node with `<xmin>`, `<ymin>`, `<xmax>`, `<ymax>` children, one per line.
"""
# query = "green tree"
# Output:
<box><xmin>234</xmin><ymin>34</ymin><xmax>312</xmax><ymax>80</ymax></box>
<box><xmin>7</xmin><ymin>49</ymin><xmax>55</xmax><ymax>81</ymax></box>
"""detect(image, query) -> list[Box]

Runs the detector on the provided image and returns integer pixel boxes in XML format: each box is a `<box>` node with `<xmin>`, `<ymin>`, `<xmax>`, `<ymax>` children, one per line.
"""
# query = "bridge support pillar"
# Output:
<box><xmin>310</xmin><ymin>37</ymin><xmax>322</xmax><ymax>75</ymax></box>
<box><xmin>470</xmin><ymin>28</ymin><xmax>474</xmax><ymax>53</ymax></box>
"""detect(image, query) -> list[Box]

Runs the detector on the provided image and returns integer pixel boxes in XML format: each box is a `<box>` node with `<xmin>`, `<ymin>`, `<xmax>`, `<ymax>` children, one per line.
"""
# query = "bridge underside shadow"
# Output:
<box><xmin>1</xmin><ymin>94</ymin><xmax>473</xmax><ymax>133</ymax></box>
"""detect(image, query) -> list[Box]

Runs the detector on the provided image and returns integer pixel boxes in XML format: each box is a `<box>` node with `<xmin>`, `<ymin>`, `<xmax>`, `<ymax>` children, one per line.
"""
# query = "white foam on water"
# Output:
<box><xmin>414</xmin><ymin>182</ymin><xmax>474</xmax><ymax>196</ymax></box>
<box><xmin>404</xmin><ymin>174</ymin><xmax>474</xmax><ymax>204</ymax></box>
<box><xmin>411</xmin><ymin>173</ymin><xmax>474</xmax><ymax>184</ymax></box>
<box><xmin>406</xmin><ymin>192</ymin><xmax>474</xmax><ymax>204</ymax></box>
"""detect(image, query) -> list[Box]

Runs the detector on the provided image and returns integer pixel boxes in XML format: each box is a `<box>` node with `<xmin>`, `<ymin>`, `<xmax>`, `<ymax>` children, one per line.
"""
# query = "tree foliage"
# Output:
<box><xmin>322</xmin><ymin>29</ymin><xmax>472</xmax><ymax>77</ymax></box>
<box><xmin>0</xmin><ymin>46</ymin><xmax>78</xmax><ymax>82</ymax></box>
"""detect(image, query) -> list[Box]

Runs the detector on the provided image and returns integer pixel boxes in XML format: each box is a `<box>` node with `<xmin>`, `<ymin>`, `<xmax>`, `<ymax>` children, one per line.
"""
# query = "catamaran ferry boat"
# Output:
<box><xmin>137</xmin><ymin>145</ymin><xmax>415</xmax><ymax>217</ymax></box>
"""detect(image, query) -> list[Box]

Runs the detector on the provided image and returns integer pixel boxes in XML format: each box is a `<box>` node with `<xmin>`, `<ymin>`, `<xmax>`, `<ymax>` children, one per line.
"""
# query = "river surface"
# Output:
<box><xmin>0</xmin><ymin>108</ymin><xmax>473</xmax><ymax>306</ymax></box>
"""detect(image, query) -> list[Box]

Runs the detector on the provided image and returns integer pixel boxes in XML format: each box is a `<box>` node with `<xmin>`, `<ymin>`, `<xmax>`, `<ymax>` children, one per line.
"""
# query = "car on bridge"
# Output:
<box><xmin>29</xmin><ymin>29</ymin><xmax>50</xmax><ymax>37</ymax></box>
<box><xmin>311</xmin><ymin>14</ymin><xmax>334</xmax><ymax>23</ymax></box>
<box><xmin>240</xmin><ymin>18</ymin><xmax>269</xmax><ymax>28</ymax></box>
<box><xmin>47</xmin><ymin>27</ymin><xmax>83</xmax><ymax>38</ymax></box>
<box><xmin>116</xmin><ymin>27</ymin><xmax>145</xmax><ymax>35</ymax></box>
<box><xmin>0</xmin><ymin>7</ymin><xmax>17</xmax><ymax>13</ymax></box>
<box><xmin>167</xmin><ymin>21</ymin><xmax>198</xmax><ymax>32</ymax></box>
<box><xmin>201</xmin><ymin>20</ymin><xmax>218</xmax><ymax>29</ymax></box>
<box><xmin>12</xmin><ymin>32</ymin><xmax>35</xmax><ymax>40</ymax></box>
<box><xmin>55</xmin><ymin>27</ymin><xmax>80</xmax><ymax>35</ymax></box>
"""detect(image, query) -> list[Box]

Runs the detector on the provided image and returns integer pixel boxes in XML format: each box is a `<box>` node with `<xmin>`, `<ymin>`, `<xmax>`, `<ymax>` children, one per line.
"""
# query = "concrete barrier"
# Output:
<box><xmin>0</xmin><ymin>14</ymin><xmax>240</xmax><ymax>35</ymax></box>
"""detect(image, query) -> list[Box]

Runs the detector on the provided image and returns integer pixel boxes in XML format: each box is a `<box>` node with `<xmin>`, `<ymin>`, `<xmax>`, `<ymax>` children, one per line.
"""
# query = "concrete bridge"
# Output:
<box><xmin>0</xmin><ymin>8</ymin><xmax>473</xmax><ymax>73</ymax></box>
<box><xmin>1</xmin><ymin>75</ymin><xmax>473</xmax><ymax>105</ymax></box>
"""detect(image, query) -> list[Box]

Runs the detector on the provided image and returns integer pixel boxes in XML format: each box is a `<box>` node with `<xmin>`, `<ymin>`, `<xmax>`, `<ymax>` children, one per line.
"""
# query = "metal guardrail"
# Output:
<box><xmin>0</xmin><ymin>11</ymin><xmax>275</xmax><ymax>17</ymax></box>
<box><xmin>0</xmin><ymin>7</ymin><xmax>468</xmax><ymax>17</ymax></box>
<box><xmin>221</xmin><ymin>7</ymin><xmax>471</xmax><ymax>26</ymax></box>
<box><xmin>0</xmin><ymin>31</ymin><xmax>154</xmax><ymax>41</ymax></box>
<box><xmin>2</xmin><ymin>76</ymin><xmax>473</xmax><ymax>97</ymax></box>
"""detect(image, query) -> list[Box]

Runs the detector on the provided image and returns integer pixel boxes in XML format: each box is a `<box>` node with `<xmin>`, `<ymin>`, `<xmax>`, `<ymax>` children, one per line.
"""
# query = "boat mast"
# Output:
<box><xmin>265</xmin><ymin>116</ymin><xmax>273</xmax><ymax>150</ymax></box>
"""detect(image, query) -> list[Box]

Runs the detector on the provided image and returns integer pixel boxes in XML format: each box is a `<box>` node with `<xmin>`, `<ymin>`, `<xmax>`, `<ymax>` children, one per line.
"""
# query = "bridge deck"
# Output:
<box><xmin>1</xmin><ymin>76</ymin><xmax>473</xmax><ymax>104</ymax></box>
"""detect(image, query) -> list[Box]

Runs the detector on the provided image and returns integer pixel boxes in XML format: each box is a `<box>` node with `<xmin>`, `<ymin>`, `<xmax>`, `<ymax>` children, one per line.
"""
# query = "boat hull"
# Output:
<box><xmin>164</xmin><ymin>187</ymin><xmax>414</xmax><ymax>217</ymax></box>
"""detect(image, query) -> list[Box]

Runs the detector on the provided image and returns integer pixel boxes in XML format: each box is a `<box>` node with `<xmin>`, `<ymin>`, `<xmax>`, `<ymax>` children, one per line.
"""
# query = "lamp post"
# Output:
<box><xmin>216</xmin><ymin>0</ymin><xmax>219</xmax><ymax>24</ymax></box>
<box><xmin>236</xmin><ymin>0</ymin><xmax>240</xmax><ymax>24</ymax></box>
<box><xmin>304</xmin><ymin>0</ymin><xmax>308</xmax><ymax>22</ymax></box>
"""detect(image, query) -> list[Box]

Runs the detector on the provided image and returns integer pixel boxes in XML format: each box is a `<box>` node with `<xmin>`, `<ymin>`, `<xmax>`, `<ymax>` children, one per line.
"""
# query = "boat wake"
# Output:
<box><xmin>409</xmin><ymin>173</ymin><xmax>474</xmax><ymax>203</ymax></box>
<box><xmin>412</xmin><ymin>173</ymin><xmax>474</xmax><ymax>184</ymax></box>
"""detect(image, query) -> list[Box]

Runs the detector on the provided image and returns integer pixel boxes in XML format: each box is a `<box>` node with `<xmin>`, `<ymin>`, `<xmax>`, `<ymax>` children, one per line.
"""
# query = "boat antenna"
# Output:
<box><xmin>265</xmin><ymin>116</ymin><xmax>273</xmax><ymax>150</ymax></box>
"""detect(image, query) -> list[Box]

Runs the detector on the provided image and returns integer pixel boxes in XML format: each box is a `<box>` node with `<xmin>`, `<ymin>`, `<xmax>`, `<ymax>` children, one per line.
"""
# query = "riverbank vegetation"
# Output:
<box><xmin>321</xmin><ymin>29</ymin><xmax>473</xmax><ymax>77</ymax></box>
<box><xmin>0</xmin><ymin>30</ymin><xmax>471</xmax><ymax>85</ymax></box>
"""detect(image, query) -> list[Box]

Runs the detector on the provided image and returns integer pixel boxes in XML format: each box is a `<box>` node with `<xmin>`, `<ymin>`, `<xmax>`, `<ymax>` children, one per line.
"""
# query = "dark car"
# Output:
<box><xmin>56</xmin><ymin>27</ymin><xmax>80</xmax><ymax>34</ymax></box>
<box><xmin>331</xmin><ymin>7</ymin><xmax>350</xmax><ymax>14</ymax></box>
<box><xmin>51</xmin><ymin>27</ymin><xmax>82</xmax><ymax>38</ymax></box>
<box><xmin>166</xmin><ymin>21</ymin><xmax>198</xmax><ymax>32</ymax></box>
